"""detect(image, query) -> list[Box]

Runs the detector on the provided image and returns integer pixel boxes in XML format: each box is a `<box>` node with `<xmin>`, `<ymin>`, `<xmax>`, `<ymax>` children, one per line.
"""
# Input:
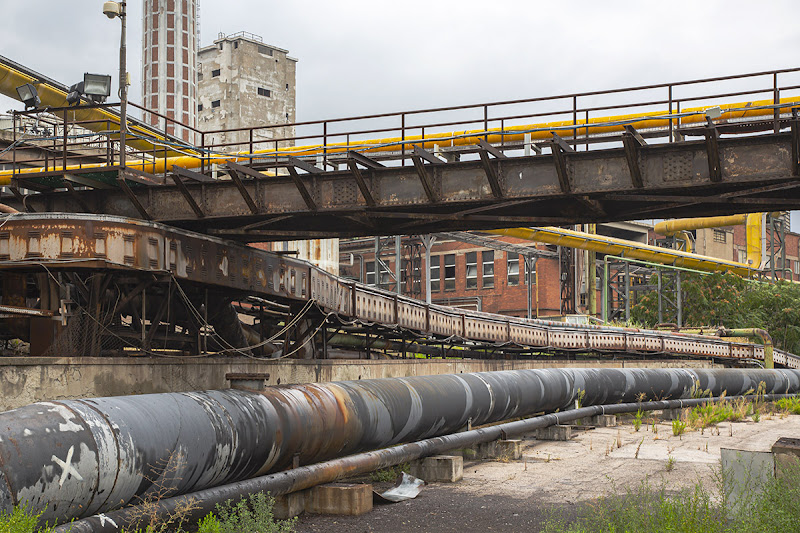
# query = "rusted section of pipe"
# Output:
<box><xmin>1</xmin><ymin>368</ymin><xmax>799</xmax><ymax>525</ymax></box>
<box><xmin>58</xmin><ymin>391</ymin><xmax>800</xmax><ymax>533</ymax></box>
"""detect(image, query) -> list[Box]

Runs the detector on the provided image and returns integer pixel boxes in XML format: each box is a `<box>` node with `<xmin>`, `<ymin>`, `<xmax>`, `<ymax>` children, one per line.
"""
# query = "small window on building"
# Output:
<box><xmin>365</xmin><ymin>261</ymin><xmax>375</xmax><ymax>285</ymax></box>
<box><xmin>465</xmin><ymin>252</ymin><xmax>478</xmax><ymax>289</ymax></box>
<box><xmin>211</xmin><ymin>100</ymin><xmax>220</xmax><ymax>108</ymax></box>
<box><xmin>795</xmin><ymin>260</ymin><xmax>800</xmax><ymax>276</ymax></box>
<box><xmin>197</xmin><ymin>103</ymin><xmax>203</xmax><ymax>111</ymax></box>
<box><xmin>507</xmin><ymin>253</ymin><xmax>519</xmax><ymax>286</ymax></box>
<box><xmin>198</xmin><ymin>72</ymin><xmax>203</xmax><ymax>81</ymax></box>
<box><xmin>218</xmin><ymin>42</ymin><xmax>223</xmax><ymax>50</ymax></box>
<box><xmin>430</xmin><ymin>255</ymin><xmax>440</xmax><ymax>292</ymax></box>
<box><xmin>444</xmin><ymin>254</ymin><xmax>456</xmax><ymax>291</ymax></box>
<box><xmin>234</xmin><ymin>40</ymin><xmax>239</xmax><ymax>49</ymax></box>
<box><xmin>482</xmin><ymin>250</ymin><xmax>494</xmax><ymax>288</ymax></box>
<box><xmin>713</xmin><ymin>229</ymin><xmax>727</xmax><ymax>243</ymax></box>
<box><xmin>258</xmin><ymin>87</ymin><xmax>271</xmax><ymax>97</ymax></box>
<box><xmin>286</xmin><ymin>83</ymin><xmax>289</xmax><ymax>90</ymax></box>
<box><xmin>211</xmin><ymin>69</ymin><xmax>220</xmax><ymax>77</ymax></box>
<box><xmin>258</xmin><ymin>45</ymin><xmax>273</xmax><ymax>56</ymax></box>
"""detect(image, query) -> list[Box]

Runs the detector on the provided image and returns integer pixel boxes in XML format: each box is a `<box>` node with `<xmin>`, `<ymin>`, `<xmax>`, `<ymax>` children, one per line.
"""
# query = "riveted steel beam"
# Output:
<box><xmin>170</xmin><ymin>173</ymin><xmax>205</xmax><ymax>218</ymax></box>
<box><xmin>705</xmin><ymin>122</ymin><xmax>722</xmax><ymax>183</ymax></box>
<box><xmin>346</xmin><ymin>159</ymin><xmax>376</xmax><ymax>207</ymax></box>
<box><xmin>16</xmin><ymin>133</ymin><xmax>800</xmax><ymax>238</ymax></box>
<box><xmin>622</xmin><ymin>125</ymin><xmax>646</xmax><ymax>188</ymax></box>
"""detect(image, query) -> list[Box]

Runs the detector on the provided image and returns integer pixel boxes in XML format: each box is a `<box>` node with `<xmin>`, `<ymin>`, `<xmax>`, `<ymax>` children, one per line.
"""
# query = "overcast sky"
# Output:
<box><xmin>1</xmin><ymin>0</ymin><xmax>799</xmax><ymax>229</ymax></box>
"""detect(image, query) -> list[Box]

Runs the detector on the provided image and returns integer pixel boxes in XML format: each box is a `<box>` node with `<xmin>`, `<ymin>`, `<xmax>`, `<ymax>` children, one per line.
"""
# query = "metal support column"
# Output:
<box><xmin>421</xmin><ymin>235</ymin><xmax>436</xmax><ymax>304</ymax></box>
<box><xmin>394</xmin><ymin>236</ymin><xmax>402</xmax><ymax>294</ymax></box>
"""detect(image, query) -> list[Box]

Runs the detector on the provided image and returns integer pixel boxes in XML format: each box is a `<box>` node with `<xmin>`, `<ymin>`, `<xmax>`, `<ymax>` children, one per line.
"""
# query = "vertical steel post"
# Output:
<box><xmin>624</xmin><ymin>261</ymin><xmax>630</xmax><ymax>321</ymax></box>
<box><xmin>657</xmin><ymin>269</ymin><xmax>663</xmax><ymax>324</ymax></box>
<box><xmin>525</xmin><ymin>256</ymin><xmax>534</xmax><ymax>319</ymax></box>
<box><xmin>676</xmin><ymin>271</ymin><xmax>682</xmax><ymax>327</ymax></box>
<box><xmin>602</xmin><ymin>258</ymin><xmax>609</xmax><ymax>323</ymax></box>
<box><xmin>668</xmin><ymin>85</ymin><xmax>673</xmax><ymax>142</ymax></box>
<box><xmin>774</xmin><ymin>72</ymin><xmax>780</xmax><ymax>134</ymax></box>
<box><xmin>119</xmin><ymin>1</ymin><xmax>127</xmax><ymax>170</ymax></box>
<box><xmin>395</xmin><ymin>236</ymin><xmax>402</xmax><ymax>294</ymax></box>
<box><xmin>421</xmin><ymin>235</ymin><xmax>435</xmax><ymax>304</ymax></box>
<box><xmin>374</xmin><ymin>237</ymin><xmax>380</xmax><ymax>289</ymax></box>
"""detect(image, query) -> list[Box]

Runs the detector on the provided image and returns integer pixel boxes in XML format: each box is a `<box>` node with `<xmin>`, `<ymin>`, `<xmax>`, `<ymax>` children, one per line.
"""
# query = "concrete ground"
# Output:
<box><xmin>295</xmin><ymin>411</ymin><xmax>800</xmax><ymax>532</ymax></box>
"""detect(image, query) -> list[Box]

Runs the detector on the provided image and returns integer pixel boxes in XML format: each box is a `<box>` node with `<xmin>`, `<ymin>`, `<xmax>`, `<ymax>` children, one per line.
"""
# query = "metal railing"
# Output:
<box><xmin>5</xmin><ymin>66</ymin><xmax>800</xmax><ymax>182</ymax></box>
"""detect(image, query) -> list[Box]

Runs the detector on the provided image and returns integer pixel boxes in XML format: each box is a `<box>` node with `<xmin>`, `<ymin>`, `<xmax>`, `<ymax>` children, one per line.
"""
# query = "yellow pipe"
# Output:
<box><xmin>654</xmin><ymin>215</ymin><xmax>749</xmax><ymax>235</ymax></box>
<box><xmin>488</xmin><ymin>226</ymin><xmax>758</xmax><ymax>277</ymax></box>
<box><xmin>655</xmin><ymin>213</ymin><xmax>767</xmax><ymax>268</ymax></box>
<box><xmin>1</xmin><ymin>84</ymin><xmax>798</xmax><ymax>185</ymax></box>
<box><xmin>0</xmin><ymin>58</ymin><xmax>185</xmax><ymax>160</ymax></box>
<box><xmin>676</xmin><ymin>231</ymin><xmax>694</xmax><ymax>253</ymax></box>
<box><xmin>745</xmin><ymin>213</ymin><xmax>764</xmax><ymax>269</ymax></box>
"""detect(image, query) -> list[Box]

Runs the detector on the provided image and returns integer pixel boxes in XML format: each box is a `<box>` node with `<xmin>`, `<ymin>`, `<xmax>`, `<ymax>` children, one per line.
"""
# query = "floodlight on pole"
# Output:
<box><xmin>15</xmin><ymin>83</ymin><xmax>40</xmax><ymax>110</ymax></box>
<box><xmin>102</xmin><ymin>1</ymin><xmax>127</xmax><ymax>169</ymax></box>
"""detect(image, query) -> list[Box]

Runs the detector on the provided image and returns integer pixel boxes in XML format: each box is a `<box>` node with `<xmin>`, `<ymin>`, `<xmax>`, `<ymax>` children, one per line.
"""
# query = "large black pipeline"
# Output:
<box><xmin>1</xmin><ymin>368</ymin><xmax>798</xmax><ymax>525</ymax></box>
<box><xmin>57</xmin><ymin>392</ymin><xmax>798</xmax><ymax>533</ymax></box>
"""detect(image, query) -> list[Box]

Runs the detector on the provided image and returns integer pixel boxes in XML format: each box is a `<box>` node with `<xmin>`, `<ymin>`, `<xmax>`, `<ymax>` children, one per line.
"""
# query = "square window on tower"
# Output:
<box><xmin>258</xmin><ymin>87</ymin><xmax>271</xmax><ymax>97</ymax></box>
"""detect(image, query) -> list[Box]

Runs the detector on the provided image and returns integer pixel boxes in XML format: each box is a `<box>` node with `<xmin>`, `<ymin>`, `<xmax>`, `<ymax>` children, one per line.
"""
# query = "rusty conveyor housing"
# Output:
<box><xmin>0</xmin><ymin>213</ymin><xmax>795</xmax><ymax>366</ymax></box>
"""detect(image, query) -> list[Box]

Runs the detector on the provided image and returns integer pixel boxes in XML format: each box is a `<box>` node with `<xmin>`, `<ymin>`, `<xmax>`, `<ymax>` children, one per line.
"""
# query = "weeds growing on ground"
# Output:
<box><xmin>1</xmin><ymin>492</ymin><xmax>296</xmax><ymax>533</ymax></box>
<box><xmin>542</xmin><ymin>460</ymin><xmax>800</xmax><ymax>533</ymax></box>
<box><xmin>0</xmin><ymin>505</ymin><xmax>55</xmax><ymax>533</ymax></box>
<box><xmin>632</xmin><ymin>409</ymin><xmax>643</xmax><ymax>432</ymax></box>
<box><xmin>369</xmin><ymin>463</ymin><xmax>410</xmax><ymax>482</ymax></box>
<box><xmin>776</xmin><ymin>396</ymin><xmax>800</xmax><ymax>415</ymax></box>
<box><xmin>672</xmin><ymin>418</ymin><xmax>687</xmax><ymax>436</ymax></box>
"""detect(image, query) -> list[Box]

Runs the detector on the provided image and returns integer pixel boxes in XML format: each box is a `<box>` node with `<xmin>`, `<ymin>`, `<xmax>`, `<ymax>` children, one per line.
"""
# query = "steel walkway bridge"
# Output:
<box><xmin>2</xmin><ymin>67</ymin><xmax>800</xmax><ymax>239</ymax></box>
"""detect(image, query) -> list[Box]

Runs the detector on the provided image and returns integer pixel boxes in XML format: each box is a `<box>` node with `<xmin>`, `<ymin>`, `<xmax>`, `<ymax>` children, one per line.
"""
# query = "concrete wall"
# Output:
<box><xmin>0</xmin><ymin>357</ymin><xmax>719</xmax><ymax>412</ymax></box>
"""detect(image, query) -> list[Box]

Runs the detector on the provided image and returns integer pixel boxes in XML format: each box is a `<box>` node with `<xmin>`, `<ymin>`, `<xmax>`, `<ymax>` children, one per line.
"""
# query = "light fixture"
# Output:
<box><xmin>102</xmin><ymin>1</ymin><xmax>121</xmax><ymax>19</ymax></box>
<box><xmin>15</xmin><ymin>83</ymin><xmax>40</xmax><ymax>109</ymax></box>
<box><xmin>82</xmin><ymin>73</ymin><xmax>112</xmax><ymax>100</ymax></box>
<box><xmin>66</xmin><ymin>82</ymin><xmax>83</xmax><ymax>106</ymax></box>
<box><xmin>65</xmin><ymin>73</ymin><xmax>112</xmax><ymax>106</ymax></box>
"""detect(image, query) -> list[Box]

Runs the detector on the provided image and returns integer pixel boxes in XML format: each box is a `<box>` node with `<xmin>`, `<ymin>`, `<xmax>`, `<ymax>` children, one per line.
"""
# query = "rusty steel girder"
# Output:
<box><xmin>12</xmin><ymin>133</ymin><xmax>800</xmax><ymax>239</ymax></box>
<box><xmin>1</xmin><ymin>367</ymin><xmax>799</xmax><ymax>524</ymax></box>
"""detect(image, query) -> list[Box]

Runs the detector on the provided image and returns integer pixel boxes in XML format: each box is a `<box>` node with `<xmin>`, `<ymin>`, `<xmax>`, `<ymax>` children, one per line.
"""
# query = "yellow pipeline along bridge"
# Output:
<box><xmin>488</xmin><ymin>226</ymin><xmax>759</xmax><ymax>277</ymax></box>
<box><xmin>1</xmin><ymin>94</ymin><xmax>799</xmax><ymax>183</ymax></box>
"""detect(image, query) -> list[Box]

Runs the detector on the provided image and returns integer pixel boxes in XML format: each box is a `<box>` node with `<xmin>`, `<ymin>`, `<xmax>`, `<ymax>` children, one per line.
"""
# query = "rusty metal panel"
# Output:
<box><xmin>588</xmin><ymin>332</ymin><xmax>625</xmax><ymax>351</ymax></box>
<box><xmin>548</xmin><ymin>329</ymin><xmax>587</xmax><ymax>350</ymax></box>
<box><xmin>397</xmin><ymin>299</ymin><xmax>426</xmax><ymax>332</ymax></box>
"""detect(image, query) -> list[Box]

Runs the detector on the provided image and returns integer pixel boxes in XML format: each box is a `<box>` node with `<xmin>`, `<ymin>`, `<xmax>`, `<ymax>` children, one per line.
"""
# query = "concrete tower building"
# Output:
<box><xmin>141</xmin><ymin>0</ymin><xmax>198</xmax><ymax>141</ymax></box>
<box><xmin>197</xmin><ymin>32</ymin><xmax>297</xmax><ymax>151</ymax></box>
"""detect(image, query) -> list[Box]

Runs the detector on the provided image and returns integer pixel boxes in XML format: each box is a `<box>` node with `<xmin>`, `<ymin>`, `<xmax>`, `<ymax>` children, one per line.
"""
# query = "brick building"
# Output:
<box><xmin>141</xmin><ymin>0</ymin><xmax>198</xmax><ymax>141</ymax></box>
<box><xmin>339</xmin><ymin>216</ymin><xmax>800</xmax><ymax>320</ymax></box>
